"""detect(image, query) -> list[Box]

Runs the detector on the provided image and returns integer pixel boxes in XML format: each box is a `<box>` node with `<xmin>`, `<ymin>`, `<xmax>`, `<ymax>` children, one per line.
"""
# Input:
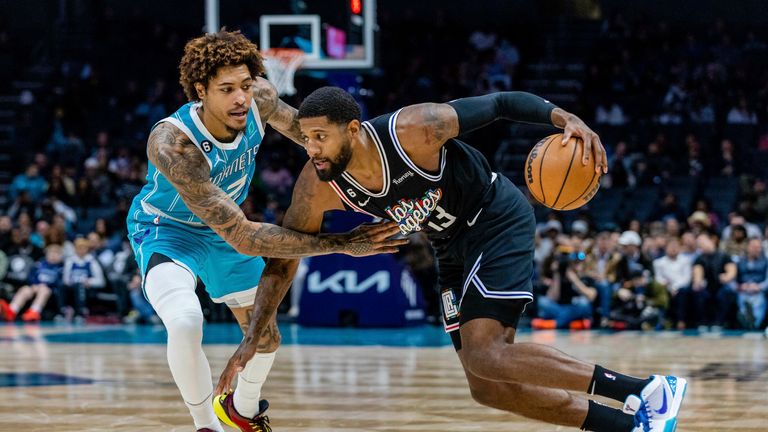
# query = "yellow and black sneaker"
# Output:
<box><xmin>214</xmin><ymin>391</ymin><xmax>272</xmax><ymax>432</ymax></box>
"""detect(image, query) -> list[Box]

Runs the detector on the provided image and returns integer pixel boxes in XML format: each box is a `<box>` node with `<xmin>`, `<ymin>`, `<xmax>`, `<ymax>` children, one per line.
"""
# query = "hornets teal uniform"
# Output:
<box><xmin>127</xmin><ymin>99</ymin><xmax>266</xmax><ymax>305</ymax></box>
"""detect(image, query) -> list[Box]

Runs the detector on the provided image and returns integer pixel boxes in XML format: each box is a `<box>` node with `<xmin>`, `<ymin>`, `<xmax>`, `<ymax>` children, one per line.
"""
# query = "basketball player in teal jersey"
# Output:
<box><xmin>127</xmin><ymin>32</ymin><xmax>405</xmax><ymax>432</ymax></box>
<box><xmin>216</xmin><ymin>87</ymin><xmax>688</xmax><ymax>432</ymax></box>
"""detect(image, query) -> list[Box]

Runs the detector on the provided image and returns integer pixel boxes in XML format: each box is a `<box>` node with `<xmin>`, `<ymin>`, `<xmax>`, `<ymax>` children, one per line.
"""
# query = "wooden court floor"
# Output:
<box><xmin>0</xmin><ymin>324</ymin><xmax>766</xmax><ymax>431</ymax></box>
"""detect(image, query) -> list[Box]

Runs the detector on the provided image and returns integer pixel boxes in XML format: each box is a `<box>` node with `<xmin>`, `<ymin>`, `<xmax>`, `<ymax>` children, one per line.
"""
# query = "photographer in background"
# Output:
<box><xmin>533</xmin><ymin>244</ymin><xmax>598</xmax><ymax>330</ymax></box>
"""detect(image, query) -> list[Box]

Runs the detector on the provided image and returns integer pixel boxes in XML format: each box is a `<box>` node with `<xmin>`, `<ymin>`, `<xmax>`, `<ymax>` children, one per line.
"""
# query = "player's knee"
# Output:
<box><xmin>38</xmin><ymin>285</ymin><xmax>51</xmax><ymax>295</ymax></box>
<box><xmin>165</xmin><ymin>312</ymin><xmax>204</xmax><ymax>343</ymax></box>
<box><xmin>463</xmin><ymin>337</ymin><xmax>515</xmax><ymax>379</ymax></box>
<box><xmin>17</xmin><ymin>286</ymin><xmax>31</xmax><ymax>297</ymax></box>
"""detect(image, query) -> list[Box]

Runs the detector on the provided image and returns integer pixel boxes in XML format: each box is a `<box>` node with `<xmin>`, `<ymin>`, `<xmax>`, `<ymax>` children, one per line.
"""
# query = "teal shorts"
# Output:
<box><xmin>126</xmin><ymin>205</ymin><xmax>265</xmax><ymax>307</ymax></box>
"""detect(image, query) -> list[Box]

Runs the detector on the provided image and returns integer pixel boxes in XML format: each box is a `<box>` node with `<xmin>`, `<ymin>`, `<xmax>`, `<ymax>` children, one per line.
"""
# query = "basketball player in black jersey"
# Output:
<box><xmin>216</xmin><ymin>87</ymin><xmax>687</xmax><ymax>432</ymax></box>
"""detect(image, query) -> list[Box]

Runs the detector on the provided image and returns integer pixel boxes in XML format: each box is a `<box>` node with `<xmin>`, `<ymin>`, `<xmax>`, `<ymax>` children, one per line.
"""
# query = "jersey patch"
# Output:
<box><xmin>201</xmin><ymin>140</ymin><xmax>213</xmax><ymax>153</ymax></box>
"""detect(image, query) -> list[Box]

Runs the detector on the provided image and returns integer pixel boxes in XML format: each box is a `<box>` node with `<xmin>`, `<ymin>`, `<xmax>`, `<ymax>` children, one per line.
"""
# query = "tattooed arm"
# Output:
<box><xmin>252</xmin><ymin>76</ymin><xmax>304</xmax><ymax>146</ymax></box>
<box><xmin>147</xmin><ymin>122</ymin><xmax>404</xmax><ymax>258</ymax></box>
<box><xmin>215</xmin><ymin>162</ymin><xmax>346</xmax><ymax>393</ymax></box>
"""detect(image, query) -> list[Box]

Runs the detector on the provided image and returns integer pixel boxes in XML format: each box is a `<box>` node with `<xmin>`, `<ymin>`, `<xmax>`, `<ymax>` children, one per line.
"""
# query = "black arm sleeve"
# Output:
<box><xmin>446</xmin><ymin>92</ymin><xmax>557</xmax><ymax>135</ymax></box>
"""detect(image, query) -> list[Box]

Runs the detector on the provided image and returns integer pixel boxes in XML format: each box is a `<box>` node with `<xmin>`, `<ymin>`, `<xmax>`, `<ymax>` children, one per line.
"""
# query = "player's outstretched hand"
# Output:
<box><xmin>338</xmin><ymin>221</ymin><xmax>409</xmax><ymax>256</ymax></box>
<box><xmin>561</xmin><ymin>115</ymin><xmax>608</xmax><ymax>174</ymax></box>
<box><xmin>216</xmin><ymin>339</ymin><xmax>258</xmax><ymax>396</ymax></box>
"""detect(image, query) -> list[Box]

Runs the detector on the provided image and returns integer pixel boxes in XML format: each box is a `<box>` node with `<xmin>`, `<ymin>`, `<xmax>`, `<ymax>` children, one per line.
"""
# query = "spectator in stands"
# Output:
<box><xmin>609</xmin><ymin>269</ymin><xmax>668</xmax><ymax>330</ymax></box>
<box><xmin>534</xmin><ymin>245</ymin><xmax>597</xmax><ymax>330</ymax></box>
<box><xmin>687</xmin><ymin>210</ymin><xmax>712</xmax><ymax>236</ymax></box>
<box><xmin>716</xmin><ymin>139</ymin><xmax>739</xmax><ymax>177</ymax></box>
<box><xmin>684</xmin><ymin>134</ymin><xmax>705</xmax><ymax>178</ymax></box>
<box><xmin>82</xmin><ymin>157</ymin><xmax>114</xmax><ymax>206</ymax></box>
<box><xmin>534</xmin><ymin>219</ymin><xmax>562</xmax><ymax>268</ymax></box>
<box><xmin>595</xmin><ymin>101</ymin><xmax>627</xmax><ymax>125</ymax></box>
<box><xmin>653</xmin><ymin>193</ymin><xmax>685</xmax><ymax>222</ymax></box>
<box><xmin>47</xmin><ymin>164</ymin><xmax>77</xmax><ymax>204</ymax></box>
<box><xmin>696</xmin><ymin>199</ymin><xmax>722</xmax><ymax>230</ymax></box>
<box><xmin>9</xmin><ymin>164</ymin><xmax>48</xmax><ymax>203</ymax></box>
<box><xmin>726</xmin><ymin>96</ymin><xmax>758</xmax><ymax>124</ymax></box>
<box><xmin>720</xmin><ymin>224</ymin><xmax>748</xmax><ymax>260</ymax></box>
<box><xmin>614</xmin><ymin>230</ymin><xmax>653</xmax><ymax>289</ymax></box>
<box><xmin>87</xmin><ymin>232</ymin><xmax>115</xmax><ymax>270</ymax></box>
<box><xmin>721</xmin><ymin>212</ymin><xmax>762</xmax><ymax>241</ymax></box>
<box><xmin>0</xmin><ymin>244</ymin><xmax>64</xmax><ymax>322</ymax></box>
<box><xmin>584</xmin><ymin>232</ymin><xmax>620</xmax><ymax>325</ymax></box>
<box><xmin>61</xmin><ymin>237</ymin><xmax>106</xmax><ymax>322</ymax></box>
<box><xmin>94</xmin><ymin>218</ymin><xmax>123</xmax><ymax>252</ymax></box>
<box><xmin>665</xmin><ymin>218</ymin><xmax>682</xmax><ymax>237</ymax></box>
<box><xmin>741</xmin><ymin>178</ymin><xmax>768</xmax><ymax>222</ymax></box>
<box><xmin>607</xmin><ymin>141</ymin><xmax>633</xmax><ymax>188</ymax></box>
<box><xmin>735</xmin><ymin>238</ymin><xmax>768</xmax><ymax>329</ymax></box>
<box><xmin>1</xmin><ymin>228</ymin><xmax>43</xmax><ymax>302</ymax></box>
<box><xmin>44</xmin><ymin>216</ymin><xmax>75</xmax><ymax>257</ymax></box>
<box><xmin>29</xmin><ymin>220</ymin><xmax>48</xmax><ymax>249</ymax></box>
<box><xmin>570</xmin><ymin>219</ymin><xmax>591</xmax><ymax>241</ymax></box>
<box><xmin>683</xmin><ymin>233</ymin><xmax>737</xmax><ymax>330</ymax></box>
<box><xmin>642</xmin><ymin>235</ymin><xmax>665</xmax><ymax>261</ymax></box>
<box><xmin>653</xmin><ymin>238</ymin><xmax>693</xmax><ymax>329</ymax></box>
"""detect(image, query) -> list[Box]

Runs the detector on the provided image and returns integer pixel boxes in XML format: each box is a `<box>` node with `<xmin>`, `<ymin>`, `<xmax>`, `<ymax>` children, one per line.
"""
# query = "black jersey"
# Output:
<box><xmin>328</xmin><ymin>109</ymin><xmax>498</xmax><ymax>242</ymax></box>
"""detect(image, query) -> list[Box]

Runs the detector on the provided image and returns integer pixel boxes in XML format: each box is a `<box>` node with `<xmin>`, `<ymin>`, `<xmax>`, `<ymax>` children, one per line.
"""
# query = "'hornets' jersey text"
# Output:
<box><xmin>131</xmin><ymin>99</ymin><xmax>264</xmax><ymax>227</ymax></box>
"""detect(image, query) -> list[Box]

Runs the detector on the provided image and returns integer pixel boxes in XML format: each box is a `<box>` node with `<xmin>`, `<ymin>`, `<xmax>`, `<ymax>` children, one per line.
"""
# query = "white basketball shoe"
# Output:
<box><xmin>623</xmin><ymin>375</ymin><xmax>688</xmax><ymax>431</ymax></box>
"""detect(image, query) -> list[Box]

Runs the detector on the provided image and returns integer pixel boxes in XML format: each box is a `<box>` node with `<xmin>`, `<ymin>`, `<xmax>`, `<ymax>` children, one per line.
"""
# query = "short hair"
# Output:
<box><xmin>297</xmin><ymin>86</ymin><xmax>361</xmax><ymax>124</ymax></box>
<box><xmin>179</xmin><ymin>30</ymin><xmax>264</xmax><ymax>102</ymax></box>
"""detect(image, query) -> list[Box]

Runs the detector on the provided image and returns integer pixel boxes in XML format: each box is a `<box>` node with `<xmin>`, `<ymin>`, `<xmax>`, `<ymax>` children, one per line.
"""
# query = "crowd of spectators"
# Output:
<box><xmin>530</xmin><ymin>211</ymin><xmax>768</xmax><ymax>332</ymax></box>
<box><xmin>0</xmin><ymin>9</ymin><xmax>767</xmax><ymax>332</ymax></box>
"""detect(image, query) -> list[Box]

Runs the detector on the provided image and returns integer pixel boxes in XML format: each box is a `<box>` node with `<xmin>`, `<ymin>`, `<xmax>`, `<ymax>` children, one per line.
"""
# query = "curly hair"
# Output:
<box><xmin>179</xmin><ymin>30</ymin><xmax>264</xmax><ymax>102</ymax></box>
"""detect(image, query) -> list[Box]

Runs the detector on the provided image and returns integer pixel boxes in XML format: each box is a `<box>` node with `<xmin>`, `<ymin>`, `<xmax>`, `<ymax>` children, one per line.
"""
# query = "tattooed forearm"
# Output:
<box><xmin>147</xmin><ymin>122</ymin><xmax>347</xmax><ymax>258</ymax></box>
<box><xmin>240</xmin><ymin>257</ymin><xmax>299</xmax><ymax>351</ymax></box>
<box><xmin>269</xmin><ymin>99</ymin><xmax>304</xmax><ymax>145</ymax></box>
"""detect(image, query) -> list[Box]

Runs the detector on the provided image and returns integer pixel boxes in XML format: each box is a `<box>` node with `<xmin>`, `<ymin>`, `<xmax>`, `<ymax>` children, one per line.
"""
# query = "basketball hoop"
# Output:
<box><xmin>263</xmin><ymin>48</ymin><xmax>305</xmax><ymax>96</ymax></box>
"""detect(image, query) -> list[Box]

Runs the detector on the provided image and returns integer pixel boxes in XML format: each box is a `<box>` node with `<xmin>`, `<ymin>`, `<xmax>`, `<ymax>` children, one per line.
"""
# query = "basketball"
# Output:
<box><xmin>525</xmin><ymin>133</ymin><xmax>601</xmax><ymax>211</ymax></box>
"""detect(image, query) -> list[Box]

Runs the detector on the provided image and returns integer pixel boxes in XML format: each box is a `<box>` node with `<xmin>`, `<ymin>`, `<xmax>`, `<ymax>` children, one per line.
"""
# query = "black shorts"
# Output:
<box><xmin>435</xmin><ymin>175</ymin><xmax>535</xmax><ymax>351</ymax></box>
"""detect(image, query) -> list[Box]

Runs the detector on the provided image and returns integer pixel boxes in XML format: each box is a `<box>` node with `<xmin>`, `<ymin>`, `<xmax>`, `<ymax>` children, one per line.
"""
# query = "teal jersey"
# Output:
<box><xmin>132</xmin><ymin>99</ymin><xmax>264</xmax><ymax>227</ymax></box>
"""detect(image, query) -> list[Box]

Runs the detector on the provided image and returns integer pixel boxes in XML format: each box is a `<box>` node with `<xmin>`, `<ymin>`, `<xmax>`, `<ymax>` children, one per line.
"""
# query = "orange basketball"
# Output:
<box><xmin>524</xmin><ymin>133</ymin><xmax>601</xmax><ymax>211</ymax></box>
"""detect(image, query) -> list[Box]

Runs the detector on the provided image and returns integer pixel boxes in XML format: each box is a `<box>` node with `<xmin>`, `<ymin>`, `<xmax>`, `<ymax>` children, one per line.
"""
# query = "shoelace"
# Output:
<box><xmin>633</xmin><ymin>399</ymin><xmax>653</xmax><ymax>432</ymax></box>
<box><xmin>250</xmin><ymin>415</ymin><xmax>272</xmax><ymax>432</ymax></box>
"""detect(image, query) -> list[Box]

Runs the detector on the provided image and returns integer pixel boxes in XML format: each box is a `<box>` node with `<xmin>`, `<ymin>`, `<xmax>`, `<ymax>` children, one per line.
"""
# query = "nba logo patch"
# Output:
<box><xmin>442</xmin><ymin>289</ymin><xmax>459</xmax><ymax>320</ymax></box>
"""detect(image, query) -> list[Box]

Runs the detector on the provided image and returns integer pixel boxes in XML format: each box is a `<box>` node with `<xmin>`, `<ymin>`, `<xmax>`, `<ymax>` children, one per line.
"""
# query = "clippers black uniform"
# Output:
<box><xmin>328</xmin><ymin>109</ymin><xmax>536</xmax><ymax>350</ymax></box>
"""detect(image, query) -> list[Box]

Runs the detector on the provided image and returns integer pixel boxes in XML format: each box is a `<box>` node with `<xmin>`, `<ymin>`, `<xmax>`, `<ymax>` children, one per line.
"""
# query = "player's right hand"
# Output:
<box><xmin>339</xmin><ymin>221</ymin><xmax>409</xmax><ymax>256</ymax></box>
<box><xmin>216</xmin><ymin>340</ymin><xmax>257</xmax><ymax>396</ymax></box>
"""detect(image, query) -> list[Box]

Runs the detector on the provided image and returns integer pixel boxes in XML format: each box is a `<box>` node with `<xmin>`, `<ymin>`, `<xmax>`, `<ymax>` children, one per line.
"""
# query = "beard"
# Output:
<box><xmin>314</xmin><ymin>140</ymin><xmax>352</xmax><ymax>182</ymax></box>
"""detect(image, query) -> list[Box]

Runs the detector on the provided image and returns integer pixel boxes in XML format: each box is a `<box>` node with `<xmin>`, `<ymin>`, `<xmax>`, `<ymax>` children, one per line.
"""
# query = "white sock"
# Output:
<box><xmin>233</xmin><ymin>351</ymin><xmax>276</xmax><ymax>418</ymax></box>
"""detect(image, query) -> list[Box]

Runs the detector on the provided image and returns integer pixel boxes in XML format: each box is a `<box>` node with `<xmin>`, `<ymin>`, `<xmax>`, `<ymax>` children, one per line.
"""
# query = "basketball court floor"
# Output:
<box><xmin>0</xmin><ymin>323</ymin><xmax>765</xmax><ymax>431</ymax></box>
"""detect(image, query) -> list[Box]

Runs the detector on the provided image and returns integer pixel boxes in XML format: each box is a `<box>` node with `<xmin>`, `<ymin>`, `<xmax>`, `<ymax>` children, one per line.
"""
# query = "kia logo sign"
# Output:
<box><xmin>307</xmin><ymin>270</ymin><xmax>390</xmax><ymax>294</ymax></box>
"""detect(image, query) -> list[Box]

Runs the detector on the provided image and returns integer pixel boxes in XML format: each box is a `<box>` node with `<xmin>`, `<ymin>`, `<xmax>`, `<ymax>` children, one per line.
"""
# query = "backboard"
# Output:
<box><xmin>259</xmin><ymin>0</ymin><xmax>376</xmax><ymax>70</ymax></box>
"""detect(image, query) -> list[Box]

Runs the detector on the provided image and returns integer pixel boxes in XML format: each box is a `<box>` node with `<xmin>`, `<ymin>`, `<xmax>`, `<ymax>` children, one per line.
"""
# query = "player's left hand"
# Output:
<box><xmin>339</xmin><ymin>221</ymin><xmax>410</xmax><ymax>257</ymax></box>
<box><xmin>215</xmin><ymin>340</ymin><xmax>258</xmax><ymax>396</ymax></box>
<box><xmin>561</xmin><ymin>115</ymin><xmax>608</xmax><ymax>174</ymax></box>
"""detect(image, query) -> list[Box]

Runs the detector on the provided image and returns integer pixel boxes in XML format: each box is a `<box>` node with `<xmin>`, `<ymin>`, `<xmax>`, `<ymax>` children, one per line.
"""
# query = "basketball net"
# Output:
<box><xmin>263</xmin><ymin>48</ymin><xmax>304</xmax><ymax>96</ymax></box>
